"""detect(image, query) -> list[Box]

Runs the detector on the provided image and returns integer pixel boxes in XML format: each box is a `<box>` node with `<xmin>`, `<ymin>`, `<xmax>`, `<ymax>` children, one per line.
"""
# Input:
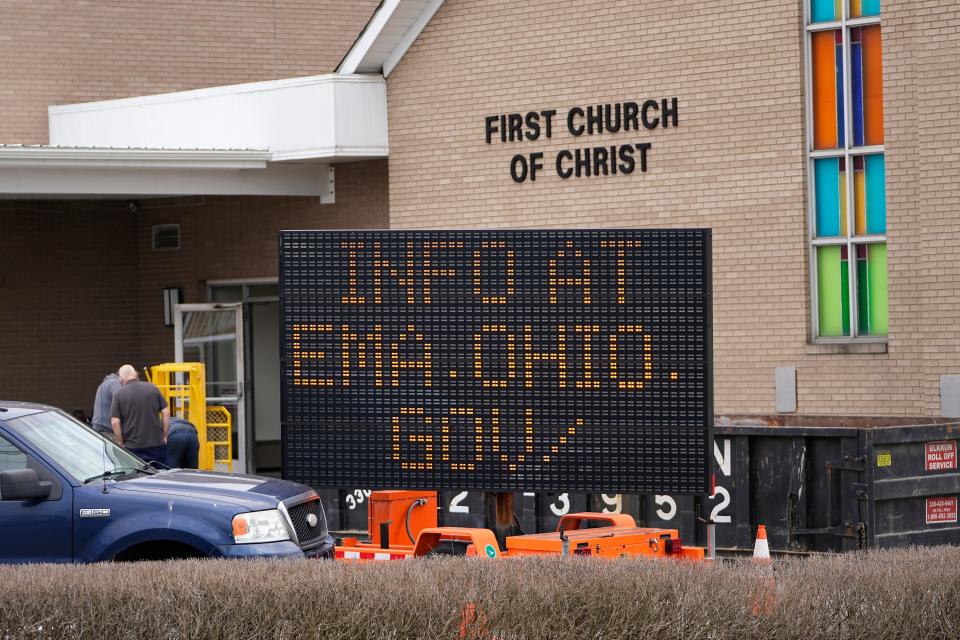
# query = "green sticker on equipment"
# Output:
<box><xmin>484</xmin><ymin>544</ymin><xmax>497</xmax><ymax>558</ymax></box>
<box><xmin>877</xmin><ymin>451</ymin><xmax>892</xmax><ymax>467</ymax></box>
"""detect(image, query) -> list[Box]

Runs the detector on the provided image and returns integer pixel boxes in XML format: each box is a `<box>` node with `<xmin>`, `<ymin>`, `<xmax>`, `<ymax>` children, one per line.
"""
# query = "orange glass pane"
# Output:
<box><xmin>863</xmin><ymin>26</ymin><xmax>884</xmax><ymax>145</ymax></box>
<box><xmin>812</xmin><ymin>30</ymin><xmax>839</xmax><ymax>149</ymax></box>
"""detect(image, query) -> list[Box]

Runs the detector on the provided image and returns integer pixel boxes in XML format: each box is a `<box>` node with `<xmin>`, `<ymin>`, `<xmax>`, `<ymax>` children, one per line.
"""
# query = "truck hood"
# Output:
<box><xmin>112</xmin><ymin>470</ymin><xmax>316</xmax><ymax>512</ymax></box>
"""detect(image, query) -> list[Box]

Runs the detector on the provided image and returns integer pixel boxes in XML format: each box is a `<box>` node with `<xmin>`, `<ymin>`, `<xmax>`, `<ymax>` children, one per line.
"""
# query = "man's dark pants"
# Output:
<box><xmin>128</xmin><ymin>445</ymin><xmax>168</xmax><ymax>467</ymax></box>
<box><xmin>167</xmin><ymin>428</ymin><xmax>200</xmax><ymax>469</ymax></box>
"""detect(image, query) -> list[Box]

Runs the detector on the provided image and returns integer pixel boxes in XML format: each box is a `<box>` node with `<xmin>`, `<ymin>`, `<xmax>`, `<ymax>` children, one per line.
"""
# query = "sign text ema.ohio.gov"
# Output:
<box><xmin>279</xmin><ymin>230</ymin><xmax>712</xmax><ymax>494</ymax></box>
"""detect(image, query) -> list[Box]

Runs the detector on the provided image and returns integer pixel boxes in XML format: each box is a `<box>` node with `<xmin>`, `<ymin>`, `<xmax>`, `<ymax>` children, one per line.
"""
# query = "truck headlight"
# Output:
<box><xmin>232</xmin><ymin>510</ymin><xmax>290</xmax><ymax>544</ymax></box>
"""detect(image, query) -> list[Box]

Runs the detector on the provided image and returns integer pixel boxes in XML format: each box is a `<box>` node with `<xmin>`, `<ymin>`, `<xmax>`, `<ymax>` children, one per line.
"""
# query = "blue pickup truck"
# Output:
<box><xmin>0</xmin><ymin>401</ymin><xmax>334</xmax><ymax>563</ymax></box>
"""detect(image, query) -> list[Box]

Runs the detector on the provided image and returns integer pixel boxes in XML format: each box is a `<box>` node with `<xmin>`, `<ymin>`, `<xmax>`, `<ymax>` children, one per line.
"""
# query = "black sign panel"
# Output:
<box><xmin>280</xmin><ymin>230</ymin><xmax>712</xmax><ymax>494</ymax></box>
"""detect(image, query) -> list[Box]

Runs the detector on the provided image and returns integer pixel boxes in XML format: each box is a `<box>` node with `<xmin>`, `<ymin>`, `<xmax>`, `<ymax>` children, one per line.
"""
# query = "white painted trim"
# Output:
<box><xmin>0</xmin><ymin>162</ymin><xmax>336</xmax><ymax>201</ymax></box>
<box><xmin>48</xmin><ymin>74</ymin><xmax>388</xmax><ymax>164</ymax></box>
<box><xmin>338</xmin><ymin>0</ymin><xmax>404</xmax><ymax>75</ymax></box>
<box><xmin>338</xmin><ymin>0</ymin><xmax>446</xmax><ymax>77</ymax></box>
<box><xmin>48</xmin><ymin>74</ymin><xmax>382</xmax><ymax>115</ymax></box>
<box><xmin>270</xmin><ymin>145</ymin><xmax>389</xmax><ymax>162</ymax></box>
<box><xmin>0</xmin><ymin>147</ymin><xmax>269</xmax><ymax>167</ymax></box>
<box><xmin>382</xmin><ymin>0</ymin><xmax>445</xmax><ymax>78</ymax></box>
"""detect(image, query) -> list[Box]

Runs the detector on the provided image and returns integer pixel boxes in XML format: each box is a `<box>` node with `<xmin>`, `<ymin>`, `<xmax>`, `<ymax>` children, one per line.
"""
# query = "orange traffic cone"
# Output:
<box><xmin>750</xmin><ymin>524</ymin><xmax>775</xmax><ymax>616</ymax></box>
<box><xmin>752</xmin><ymin>524</ymin><xmax>771</xmax><ymax>563</ymax></box>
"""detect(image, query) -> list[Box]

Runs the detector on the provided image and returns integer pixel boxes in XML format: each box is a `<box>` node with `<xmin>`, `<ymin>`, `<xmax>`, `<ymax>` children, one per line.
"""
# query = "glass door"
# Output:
<box><xmin>173</xmin><ymin>303</ymin><xmax>248</xmax><ymax>473</ymax></box>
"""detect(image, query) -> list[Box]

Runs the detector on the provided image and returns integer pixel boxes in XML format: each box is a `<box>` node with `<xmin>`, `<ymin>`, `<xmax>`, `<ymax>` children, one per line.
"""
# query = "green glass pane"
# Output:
<box><xmin>857</xmin><ymin>251</ymin><xmax>869</xmax><ymax>334</ymax></box>
<box><xmin>841</xmin><ymin>256</ymin><xmax>850</xmax><ymax>336</ymax></box>
<box><xmin>867</xmin><ymin>244</ymin><xmax>888</xmax><ymax>335</ymax></box>
<box><xmin>818</xmin><ymin>246</ymin><xmax>850</xmax><ymax>337</ymax></box>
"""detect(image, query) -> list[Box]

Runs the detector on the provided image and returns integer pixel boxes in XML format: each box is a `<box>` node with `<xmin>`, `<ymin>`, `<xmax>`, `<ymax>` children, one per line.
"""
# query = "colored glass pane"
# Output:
<box><xmin>851</xmin><ymin>0</ymin><xmax>880</xmax><ymax>18</ymax></box>
<box><xmin>867</xmin><ymin>243</ymin><xmax>888</xmax><ymax>335</ymax></box>
<box><xmin>851</xmin><ymin>33</ymin><xmax>865</xmax><ymax>146</ymax></box>
<box><xmin>815</xmin><ymin>158</ymin><xmax>847</xmax><ymax>237</ymax></box>
<box><xmin>856</xmin><ymin>245</ymin><xmax>869</xmax><ymax>334</ymax></box>
<box><xmin>812</xmin><ymin>30</ymin><xmax>844</xmax><ymax>149</ymax></box>
<box><xmin>855</xmin><ymin>154</ymin><xmax>886</xmax><ymax>235</ymax></box>
<box><xmin>861</xmin><ymin>25</ymin><xmax>884</xmax><ymax>145</ymax></box>
<box><xmin>818</xmin><ymin>245</ymin><xmax>850</xmax><ymax>337</ymax></box>
<box><xmin>855</xmin><ymin>244</ymin><xmax>888</xmax><ymax>335</ymax></box>
<box><xmin>811</xmin><ymin>0</ymin><xmax>838</xmax><ymax>22</ymax></box>
<box><xmin>864</xmin><ymin>155</ymin><xmax>886</xmax><ymax>234</ymax></box>
<box><xmin>853</xmin><ymin>156</ymin><xmax>866</xmax><ymax>234</ymax></box>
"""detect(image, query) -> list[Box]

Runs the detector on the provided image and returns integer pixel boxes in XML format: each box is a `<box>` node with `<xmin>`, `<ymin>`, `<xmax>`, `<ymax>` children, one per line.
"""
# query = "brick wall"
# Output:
<box><xmin>136</xmin><ymin>160</ymin><xmax>390</xmax><ymax>368</ymax></box>
<box><xmin>0</xmin><ymin>0</ymin><xmax>379</xmax><ymax>143</ymax></box>
<box><xmin>384</xmin><ymin>0</ymin><xmax>959</xmax><ymax>417</ymax></box>
<box><xmin>0</xmin><ymin>201</ymin><xmax>140</xmax><ymax>414</ymax></box>
<box><xmin>0</xmin><ymin>160</ymin><xmax>388</xmax><ymax>415</ymax></box>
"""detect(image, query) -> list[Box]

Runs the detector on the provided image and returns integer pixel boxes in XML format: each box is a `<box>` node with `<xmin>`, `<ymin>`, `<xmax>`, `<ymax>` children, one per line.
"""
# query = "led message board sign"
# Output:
<box><xmin>280</xmin><ymin>230</ymin><xmax>712</xmax><ymax>494</ymax></box>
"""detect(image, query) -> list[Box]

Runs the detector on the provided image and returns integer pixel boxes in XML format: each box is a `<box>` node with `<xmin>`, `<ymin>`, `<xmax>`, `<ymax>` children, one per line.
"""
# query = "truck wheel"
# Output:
<box><xmin>113</xmin><ymin>541</ymin><xmax>206</xmax><ymax>562</ymax></box>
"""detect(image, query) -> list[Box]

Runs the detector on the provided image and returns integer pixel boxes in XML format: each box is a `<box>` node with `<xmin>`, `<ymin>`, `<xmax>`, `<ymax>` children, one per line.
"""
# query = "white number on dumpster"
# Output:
<box><xmin>655</xmin><ymin>495</ymin><xmax>677</xmax><ymax>520</ymax></box>
<box><xmin>600</xmin><ymin>494</ymin><xmax>622</xmax><ymax>514</ymax></box>
<box><xmin>550</xmin><ymin>493</ymin><xmax>571</xmax><ymax>516</ymax></box>
<box><xmin>449</xmin><ymin>491</ymin><xmax>470</xmax><ymax>514</ymax></box>
<box><xmin>345</xmin><ymin>489</ymin><xmax>371</xmax><ymax>511</ymax></box>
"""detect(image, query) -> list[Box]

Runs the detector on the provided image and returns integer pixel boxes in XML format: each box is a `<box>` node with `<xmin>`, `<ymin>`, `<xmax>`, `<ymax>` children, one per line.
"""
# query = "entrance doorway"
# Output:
<box><xmin>206</xmin><ymin>280</ymin><xmax>282</xmax><ymax>476</ymax></box>
<box><xmin>173</xmin><ymin>303</ymin><xmax>246</xmax><ymax>472</ymax></box>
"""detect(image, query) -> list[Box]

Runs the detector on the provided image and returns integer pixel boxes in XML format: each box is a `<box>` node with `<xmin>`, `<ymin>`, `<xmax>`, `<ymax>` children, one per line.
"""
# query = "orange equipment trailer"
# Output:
<box><xmin>334</xmin><ymin>490</ymin><xmax>706</xmax><ymax>561</ymax></box>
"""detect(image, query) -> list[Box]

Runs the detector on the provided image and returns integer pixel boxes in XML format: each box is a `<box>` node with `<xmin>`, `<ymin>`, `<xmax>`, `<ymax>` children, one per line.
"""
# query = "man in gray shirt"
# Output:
<box><xmin>91</xmin><ymin>372</ymin><xmax>122</xmax><ymax>440</ymax></box>
<box><xmin>111</xmin><ymin>364</ymin><xmax>170</xmax><ymax>466</ymax></box>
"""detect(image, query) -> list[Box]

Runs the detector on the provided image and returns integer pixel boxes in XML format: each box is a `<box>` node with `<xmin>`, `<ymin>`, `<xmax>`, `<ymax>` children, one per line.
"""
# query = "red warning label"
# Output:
<box><xmin>926</xmin><ymin>497</ymin><xmax>958</xmax><ymax>525</ymax></box>
<box><xmin>925</xmin><ymin>441</ymin><xmax>957</xmax><ymax>471</ymax></box>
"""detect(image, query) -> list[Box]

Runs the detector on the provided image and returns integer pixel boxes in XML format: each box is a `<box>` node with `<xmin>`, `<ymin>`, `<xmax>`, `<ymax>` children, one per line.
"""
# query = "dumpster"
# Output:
<box><xmin>320</xmin><ymin>422</ymin><xmax>960</xmax><ymax>552</ymax></box>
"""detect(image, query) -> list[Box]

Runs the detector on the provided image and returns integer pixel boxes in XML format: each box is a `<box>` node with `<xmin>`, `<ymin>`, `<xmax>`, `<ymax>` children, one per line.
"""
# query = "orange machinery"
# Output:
<box><xmin>335</xmin><ymin>491</ymin><xmax>705</xmax><ymax>561</ymax></box>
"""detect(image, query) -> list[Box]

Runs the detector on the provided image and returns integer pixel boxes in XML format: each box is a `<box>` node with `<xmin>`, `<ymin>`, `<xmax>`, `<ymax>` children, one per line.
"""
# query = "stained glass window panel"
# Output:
<box><xmin>851</xmin><ymin>0</ymin><xmax>880</xmax><ymax>18</ymax></box>
<box><xmin>811</xmin><ymin>0</ymin><xmax>839</xmax><ymax>23</ymax></box>
<box><xmin>854</xmin><ymin>155</ymin><xmax>886</xmax><ymax>235</ymax></box>
<box><xmin>851</xmin><ymin>26</ymin><xmax>885</xmax><ymax>147</ymax></box>
<box><xmin>815</xmin><ymin>158</ymin><xmax>847</xmax><ymax>237</ymax></box>
<box><xmin>818</xmin><ymin>245</ymin><xmax>851</xmax><ymax>337</ymax></box>
<box><xmin>812</xmin><ymin>30</ymin><xmax>844</xmax><ymax>149</ymax></box>
<box><xmin>855</xmin><ymin>244</ymin><xmax>888</xmax><ymax>335</ymax></box>
<box><xmin>861</xmin><ymin>26</ymin><xmax>884</xmax><ymax>146</ymax></box>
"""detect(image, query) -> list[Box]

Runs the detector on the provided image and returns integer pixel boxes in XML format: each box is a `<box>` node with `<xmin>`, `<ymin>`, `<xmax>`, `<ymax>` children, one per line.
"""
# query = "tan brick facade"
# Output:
<box><xmin>0</xmin><ymin>0</ymin><xmax>379</xmax><ymax>143</ymax></box>
<box><xmin>384</xmin><ymin>0</ymin><xmax>960</xmax><ymax>418</ymax></box>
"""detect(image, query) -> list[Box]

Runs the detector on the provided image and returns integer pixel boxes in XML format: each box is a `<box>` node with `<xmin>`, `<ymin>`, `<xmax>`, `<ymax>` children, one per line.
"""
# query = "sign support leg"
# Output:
<box><xmin>484</xmin><ymin>492</ymin><xmax>521</xmax><ymax>551</ymax></box>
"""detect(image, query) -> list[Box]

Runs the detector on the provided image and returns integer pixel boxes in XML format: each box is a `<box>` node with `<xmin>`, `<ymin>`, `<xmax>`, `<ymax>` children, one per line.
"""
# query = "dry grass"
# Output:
<box><xmin>1</xmin><ymin>547</ymin><xmax>957</xmax><ymax>639</ymax></box>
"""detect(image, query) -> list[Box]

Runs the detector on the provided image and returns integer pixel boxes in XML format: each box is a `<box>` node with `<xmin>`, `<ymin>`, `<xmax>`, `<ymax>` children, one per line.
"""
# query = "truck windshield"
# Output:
<box><xmin>8</xmin><ymin>410</ymin><xmax>147</xmax><ymax>484</ymax></box>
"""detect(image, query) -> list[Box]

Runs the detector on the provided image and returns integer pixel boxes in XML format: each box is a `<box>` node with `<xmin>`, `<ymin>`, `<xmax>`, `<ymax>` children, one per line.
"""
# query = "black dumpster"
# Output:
<box><xmin>320</xmin><ymin>422</ymin><xmax>960</xmax><ymax>552</ymax></box>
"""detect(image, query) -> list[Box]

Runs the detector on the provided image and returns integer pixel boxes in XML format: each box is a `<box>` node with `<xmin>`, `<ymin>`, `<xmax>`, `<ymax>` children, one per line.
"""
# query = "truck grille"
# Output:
<box><xmin>287</xmin><ymin>498</ymin><xmax>327</xmax><ymax>547</ymax></box>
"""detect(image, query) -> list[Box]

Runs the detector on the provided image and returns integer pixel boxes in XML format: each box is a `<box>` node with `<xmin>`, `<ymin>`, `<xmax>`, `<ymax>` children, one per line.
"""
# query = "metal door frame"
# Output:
<box><xmin>173</xmin><ymin>302</ymin><xmax>247</xmax><ymax>473</ymax></box>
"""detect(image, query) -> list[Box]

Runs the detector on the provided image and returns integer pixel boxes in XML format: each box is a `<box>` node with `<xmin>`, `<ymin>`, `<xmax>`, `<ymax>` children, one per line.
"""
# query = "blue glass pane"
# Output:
<box><xmin>811</xmin><ymin>0</ymin><xmax>837</xmax><ymax>22</ymax></box>
<box><xmin>815</xmin><ymin>158</ymin><xmax>841</xmax><ymax>237</ymax></box>
<box><xmin>861</xmin><ymin>0</ymin><xmax>880</xmax><ymax>17</ymax></box>
<box><xmin>865</xmin><ymin>155</ymin><xmax>886</xmax><ymax>234</ymax></box>
<box><xmin>851</xmin><ymin>41</ymin><xmax>864</xmax><ymax>146</ymax></box>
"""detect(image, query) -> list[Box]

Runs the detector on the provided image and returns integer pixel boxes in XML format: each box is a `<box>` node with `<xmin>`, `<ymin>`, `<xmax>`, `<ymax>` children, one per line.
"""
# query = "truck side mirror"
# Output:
<box><xmin>0</xmin><ymin>468</ymin><xmax>52</xmax><ymax>501</ymax></box>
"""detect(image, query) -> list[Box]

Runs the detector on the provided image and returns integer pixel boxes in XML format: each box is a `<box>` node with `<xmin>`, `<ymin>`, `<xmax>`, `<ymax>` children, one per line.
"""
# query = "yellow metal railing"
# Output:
<box><xmin>205</xmin><ymin>406</ymin><xmax>233</xmax><ymax>472</ymax></box>
<box><xmin>146</xmin><ymin>362</ymin><xmax>233</xmax><ymax>471</ymax></box>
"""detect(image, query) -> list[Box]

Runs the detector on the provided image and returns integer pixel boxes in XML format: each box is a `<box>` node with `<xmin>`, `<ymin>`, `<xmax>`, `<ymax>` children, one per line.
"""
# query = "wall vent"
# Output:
<box><xmin>152</xmin><ymin>224</ymin><xmax>181</xmax><ymax>251</ymax></box>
